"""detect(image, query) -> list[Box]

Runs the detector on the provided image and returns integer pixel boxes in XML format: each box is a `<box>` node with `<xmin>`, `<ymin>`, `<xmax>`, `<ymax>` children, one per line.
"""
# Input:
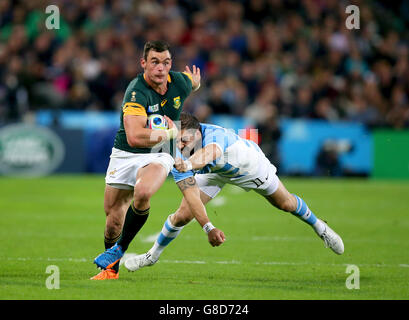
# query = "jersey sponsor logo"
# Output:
<box><xmin>130</xmin><ymin>91</ymin><xmax>137</xmax><ymax>102</ymax></box>
<box><xmin>161</xmin><ymin>99</ymin><xmax>167</xmax><ymax>107</ymax></box>
<box><xmin>148</xmin><ymin>104</ymin><xmax>159</xmax><ymax>113</ymax></box>
<box><xmin>0</xmin><ymin>124</ymin><xmax>65</xmax><ymax>176</ymax></box>
<box><xmin>173</xmin><ymin>96</ymin><xmax>181</xmax><ymax>109</ymax></box>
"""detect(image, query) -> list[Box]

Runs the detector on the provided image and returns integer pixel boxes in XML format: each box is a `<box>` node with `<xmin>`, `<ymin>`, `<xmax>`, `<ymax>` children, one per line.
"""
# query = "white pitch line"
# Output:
<box><xmin>215</xmin><ymin>260</ymin><xmax>241</xmax><ymax>264</ymax></box>
<box><xmin>5</xmin><ymin>257</ymin><xmax>409</xmax><ymax>269</ymax></box>
<box><xmin>6</xmin><ymin>257</ymin><xmax>88</xmax><ymax>263</ymax></box>
<box><xmin>161</xmin><ymin>259</ymin><xmax>206</xmax><ymax>264</ymax></box>
<box><xmin>140</xmin><ymin>232</ymin><xmax>161</xmax><ymax>243</ymax></box>
<box><xmin>176</xmin><ymin>234</ymin><xmax>408</xmax><ymax>245</ymax></box>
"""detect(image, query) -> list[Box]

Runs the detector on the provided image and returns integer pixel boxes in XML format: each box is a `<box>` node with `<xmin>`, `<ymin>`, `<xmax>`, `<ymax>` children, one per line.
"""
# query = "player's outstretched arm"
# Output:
<box><xmin>175</xmin><ymin>144</ymin><xmax>222</xmax><ymax>172</ymax></box>
<box><xmin>177</xmin><ymin>177</ymin><xmax>225</xmax><ymax>247</ymax></box>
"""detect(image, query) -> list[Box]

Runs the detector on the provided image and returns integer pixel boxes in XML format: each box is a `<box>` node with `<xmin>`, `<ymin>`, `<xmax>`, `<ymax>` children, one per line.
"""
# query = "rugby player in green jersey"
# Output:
<box><xmin>91</xmin><ymin>40</ymin><xmax>202</xmax><ymax>280</ymax></box>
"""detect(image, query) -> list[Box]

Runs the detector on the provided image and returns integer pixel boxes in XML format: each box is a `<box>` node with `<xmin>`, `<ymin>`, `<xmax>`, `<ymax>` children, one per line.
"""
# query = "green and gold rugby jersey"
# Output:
<box><xmin>114</xmin><ymin>70</ymin><xmax>193</xmax><ymax>154</ymax></box>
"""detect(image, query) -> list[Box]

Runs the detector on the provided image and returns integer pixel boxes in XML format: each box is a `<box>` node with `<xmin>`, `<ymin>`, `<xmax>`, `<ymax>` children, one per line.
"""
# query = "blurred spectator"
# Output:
<box><xmin>0</xmin><ymin>0</ymin><xmax>408</xmax><ymax>133</ymax></box>
<box><xmin>315</xmin><ymin>138</ymin><xmax>354</xmax><ymax>177</ymax></box>
<box><xmin>312</xmin><ymin>97</ymin><xmax>339</xmax><ymax>121</ymax></box>
<box><xmin>345</xmin><ymin>86</ymin><xmax>381</xmax><ymax>127</ymax></box>
<box><xmin>257</xmin><ymin>103</ymin><xmax>281</xmax><ymax>168</ymax></box>
<box><xmin>292</xmin><ymin>86</ymin><xmax>313</xmax><ymax>118</ymax></box>
<box><xmin>315</xmin><ymin>140</ymin><xmax>343</xmax><ymax>177</ymax></box>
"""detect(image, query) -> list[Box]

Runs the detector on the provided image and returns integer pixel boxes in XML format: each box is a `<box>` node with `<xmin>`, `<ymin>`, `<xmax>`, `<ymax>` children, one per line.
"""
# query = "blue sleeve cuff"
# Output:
<box><xmin>171</xmin><ymin>167</ymin><xmax>194</xmax><ymax>183</ymax></box>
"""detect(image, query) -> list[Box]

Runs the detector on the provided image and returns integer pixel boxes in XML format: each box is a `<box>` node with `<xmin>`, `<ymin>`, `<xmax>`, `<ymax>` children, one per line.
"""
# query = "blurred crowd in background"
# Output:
<box><xmin>1</xmin><ymin>0</ymin><xmax>409</xmax><ymax>133</ymax></box>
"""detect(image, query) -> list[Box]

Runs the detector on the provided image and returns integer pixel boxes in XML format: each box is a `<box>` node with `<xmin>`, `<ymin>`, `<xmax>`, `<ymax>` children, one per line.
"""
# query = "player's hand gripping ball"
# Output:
<box><xmin>147</xmin><ymin>114</ymin><xmax>168</xmax><ymax>130</ymax></box>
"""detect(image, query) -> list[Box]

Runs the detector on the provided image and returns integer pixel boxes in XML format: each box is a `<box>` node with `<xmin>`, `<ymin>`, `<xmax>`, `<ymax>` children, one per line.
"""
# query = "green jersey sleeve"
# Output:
<box><xmin>122</xmin><ymin>88</ymin><xmax>148</xmax><ymax>117</ymax></box>
<box><xmin>179</xmin><ymin>72</ymin><xmax>193</xmax><ymax>97</ymax></box>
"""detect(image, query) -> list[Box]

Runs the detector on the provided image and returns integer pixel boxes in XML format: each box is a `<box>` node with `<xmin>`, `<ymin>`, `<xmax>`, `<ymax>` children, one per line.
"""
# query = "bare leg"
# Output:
<box><xmin>263</xmin><ymin>180</ymin><xmax>297</xmax><ymax>212</ymax></box>
<box><xmin>171</xmin><ymin>191</ymin><xmax>213</xmax><ymax>227</ymax></box>
<box><xmin>103</xmin><ymin>185</ymin><xmax>133</xmax><ymax>246</ymax></box>
<box><xmin>263</xmin><ymin>179</ymin><xmax>326</xmax><ymax>235</ymax></box>
<box><xmin>117</xmin><ymin>162</ymin><xmax>169</xmax><ymax>252</ymax></box>
<box><xmin>145</xmin><ymin>191</ymin><xmax>213</xmax><ymax>261</ymax></box>
<box><xmin>133</xmin><ymin>163</ymin><xmax>169</xmax><ymax>210</ymax></box>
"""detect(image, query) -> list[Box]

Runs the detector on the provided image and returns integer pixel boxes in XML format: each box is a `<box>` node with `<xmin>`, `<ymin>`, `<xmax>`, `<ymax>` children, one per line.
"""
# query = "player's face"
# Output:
<box><xmin>141</xmin><ymin>50</ymin><xmax>172</xmax><ymax>86</ymax></box>
<box><xmin>178</xmin><ymin>128</ymin><xmax>202</xmax><ymax>157</ymax></box>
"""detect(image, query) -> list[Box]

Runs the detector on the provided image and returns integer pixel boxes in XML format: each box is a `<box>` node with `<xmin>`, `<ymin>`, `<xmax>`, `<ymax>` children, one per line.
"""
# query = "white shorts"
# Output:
<box><xmin>105</xmin><ymin>148</ymin><xmax>175</xmax><ymax>190</ymax></box>
<box><xmin>195</xmin><ymin>159</ymin><xmax>280</xmax><ymax>198</ymax></box>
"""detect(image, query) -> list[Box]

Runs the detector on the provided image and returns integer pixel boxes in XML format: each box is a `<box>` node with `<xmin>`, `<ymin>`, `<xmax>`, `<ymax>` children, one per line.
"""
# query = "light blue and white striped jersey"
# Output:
<box><xmin>172</xmin><ymin>123</ymin><xmax>265</xmax><ymax>183</ymax></box>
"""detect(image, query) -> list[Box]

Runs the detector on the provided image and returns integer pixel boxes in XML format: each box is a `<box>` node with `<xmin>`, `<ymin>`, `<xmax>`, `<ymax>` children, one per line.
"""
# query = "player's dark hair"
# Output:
<box><xmin>180</xmin><ymin>112</ymin><xmax>200</xmax><ymax>130</ymax></box>
<box><xmin>143</xmin><ymin>40</ymin><xmax>171</xmax><ymax>60</ymax></box>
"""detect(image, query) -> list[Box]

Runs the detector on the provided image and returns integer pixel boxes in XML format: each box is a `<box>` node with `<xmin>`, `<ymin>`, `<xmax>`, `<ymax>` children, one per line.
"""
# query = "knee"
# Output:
<box><xmin>133</xmin><ymin>184</ymin><xmax>153</xmax><ymax>205</ymax></box>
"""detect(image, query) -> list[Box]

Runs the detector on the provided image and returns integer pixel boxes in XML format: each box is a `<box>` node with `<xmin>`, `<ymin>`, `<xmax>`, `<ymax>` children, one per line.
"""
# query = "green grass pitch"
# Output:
<box><xmin>0</xmin><ymin>175</ymin><xmax>408</xmax><ymax>300</ymax></box>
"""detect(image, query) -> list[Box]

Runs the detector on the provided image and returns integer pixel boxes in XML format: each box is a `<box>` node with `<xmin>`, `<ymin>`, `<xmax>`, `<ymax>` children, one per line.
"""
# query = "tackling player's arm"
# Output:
<box><xmin>124</xmin><ymin>115</ymin><xmax>178</xmax><ymax>148</ymax></box>
<box><xmin>174</xmin><ymin>144</ymin><xmax>222</xmax><ymax>172</ymax></box>
<box><xmin>176</xmin><ymin>177</ymin><xmax>225</xmax><ymax>247</ymax></box>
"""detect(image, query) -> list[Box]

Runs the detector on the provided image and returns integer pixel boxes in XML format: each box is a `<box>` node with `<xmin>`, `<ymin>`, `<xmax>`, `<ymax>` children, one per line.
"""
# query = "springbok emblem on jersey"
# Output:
<box><xmin>173</xmin><ymin>96</ymin><xmax>181</xmax><ymax>109</ymax></box>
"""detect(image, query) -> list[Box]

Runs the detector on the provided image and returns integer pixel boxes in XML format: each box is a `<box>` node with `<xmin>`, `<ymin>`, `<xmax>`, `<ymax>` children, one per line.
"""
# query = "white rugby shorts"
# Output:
<box><xmin>105</xmin><ymin>147</ymin><xmax>174</xmax><ymax>190</ymax></box>
<box><xmin>195</xmin><ymin>158</ymin><xmax>280</xmax><ymax>198</ymax></box>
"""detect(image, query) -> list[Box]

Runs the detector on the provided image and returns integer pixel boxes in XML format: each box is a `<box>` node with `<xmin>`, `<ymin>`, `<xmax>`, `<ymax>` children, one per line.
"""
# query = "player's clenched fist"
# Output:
<box><xmin>208</xmin><ymin>228</ymin><xmax>226</xmax><ymax>247</ymax></box>
<box><xmin>174</xmin><ymin>158</ymin><xmax>190</xmax><ymax>172</ymax></box>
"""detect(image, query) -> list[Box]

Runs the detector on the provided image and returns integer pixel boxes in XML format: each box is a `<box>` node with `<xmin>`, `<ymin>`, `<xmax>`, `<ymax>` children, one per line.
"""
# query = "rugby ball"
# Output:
<box><xmin>147</xmin><ymin>114</ymin><xmax>168</xmax><ymax>130</ymax></box>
